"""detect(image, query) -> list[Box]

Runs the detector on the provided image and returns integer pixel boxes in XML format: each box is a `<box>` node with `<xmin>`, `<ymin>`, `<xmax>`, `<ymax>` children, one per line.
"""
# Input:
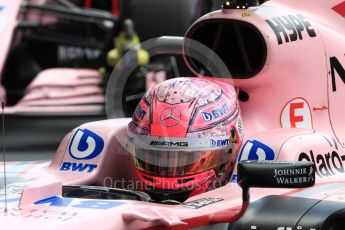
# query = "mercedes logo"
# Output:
<box><xmin>160</xmin><ymin>107</ymin><xmax>181</xmax><ymax>127</ymax></box>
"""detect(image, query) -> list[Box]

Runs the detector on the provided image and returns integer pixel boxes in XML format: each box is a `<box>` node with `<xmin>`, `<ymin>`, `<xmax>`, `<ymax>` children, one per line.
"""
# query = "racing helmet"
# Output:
<box><xmin>127</xmin><ymin>77</ymin><xmax>243</xmax><ymax>202</ymax></box>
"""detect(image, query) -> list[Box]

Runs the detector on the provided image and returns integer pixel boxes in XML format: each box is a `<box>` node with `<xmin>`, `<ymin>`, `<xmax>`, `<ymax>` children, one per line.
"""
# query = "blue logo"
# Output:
<box><xmin>60</xmin><ymin>162</ymin><xmax>97</xmax><ymax>173</ymax></box>
<box><xmin>238</xmin><ymin>140</ymin><xmax>275</xmax><ymax>161</ymax></box>
<box><xmin>68</xmin><ymin>129</ymin><xmax>104</xmax><ymax>160</ymax></box>
<box><xmin>230</xmin><ymin>175</ymin><xmax>238</xmax><ymax>183</ymax></box>
<box><xmin>135</xmin><ymin>105</ymin><xmax>147</xmax><ymax>120</ymax></box>
<box><xmin>202</xmin><ymin>112</ymin><xmax>213</xmax><ymax>122</ymax></box>
<box><xmin>34</xmin><ymin>196</ymin><xmax>126</xmax><ymax>209</ymax></box>
<box><xmin>201</xmin><ymin>103</ymin><xmax>229</xmax><ymax>122</ymax></box>
<box><xmin>0</xmin><ymin>5</ymin><xmax>4</xmax><ymax>12</ymax></box>
<box><xmin>210</xmin><ymin>139</ymin><xmax>229</xmax><ymax>147</ymax></box>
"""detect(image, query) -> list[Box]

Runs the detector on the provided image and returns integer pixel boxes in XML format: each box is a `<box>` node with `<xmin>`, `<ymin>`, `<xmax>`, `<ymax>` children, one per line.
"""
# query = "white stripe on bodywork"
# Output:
<box><xmin>292</xmin><ymin>183</ymin><xmax>345</xmax><ymax>198</ymax></box>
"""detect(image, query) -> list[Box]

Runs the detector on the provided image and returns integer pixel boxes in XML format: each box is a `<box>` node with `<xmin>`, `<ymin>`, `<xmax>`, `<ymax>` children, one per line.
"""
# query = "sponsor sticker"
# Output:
<box><xmin>60</xmin><ymin>162</ymin><xmax>97</xmax><ymax>173</ymax></box>
<box><xmin>183</xmin><ymin>198</ymin><xmax>223</xmax><ymax>209</ymax></box>
<box><xmin>330</xmin><ymin>56</ymin><xmax>345</xmax><ymax>92</ymax></box>
<box><xmin>160</xmin><ymin>107</ymin><xmax>181</xmax><ymax>127</ymax></box>
<box><xmin>281</xmin><ymin>98</ymin><xmax>312</xmax><ymax>129</ymax></box>
<box><xmin>201</xmin><ymin>103</ymin><xmax>230</xmax><ymax>122</ymax></box>
<box><xmin>273</xmin><ymin>166</ymin><xmax>314</xmax><ymax>185</ymax></box>
<box><xmin>238</xmin><ymin>140</ymin><xmax>275</xmax><ymax>161</ymax></box>
<box><xmin>0</xmin><ymin>207</ymin><xmax>80</xmax><ymax>222</ymax></box>
<box><xmin>34</xmin><ymin>196</ymin><xmax>126</xmax><ymax>210</ymax></box>
<box><xmin>68</xmin><ymin>129</ymin><xmax>104</xmax><ymax>160</ymax></box>
<box><xmin>60</xmin><ymin>129</ymin><xmax>104</xmax><ymax>173</ymax></box>
<box><xmin>210</xmin><ymin>139</ymin><xmax>229</xmax><ymax>147</ymax></box>
<box><xmin>299</xmin><ymin>150</ymin><xmax>345</xmax><ymax>178</ymax></box>
<box><xmin>149</xmin><ymin>141</ymin><xmax>188</xmax><ymax>147</ymax></box>
<box><xmin>266</xmin><ymin>14</ymin><xmax>316</xmax><ymax>45</ymax></box>
<box><xmin>190</xmin><ymin>94</ymin><xmax>237</xmax><ymax>132</ymax></box>
<box><xmin>134</xmin><ymin>104</ymin><xmax>147</xmax><ymax>120</ymax></box>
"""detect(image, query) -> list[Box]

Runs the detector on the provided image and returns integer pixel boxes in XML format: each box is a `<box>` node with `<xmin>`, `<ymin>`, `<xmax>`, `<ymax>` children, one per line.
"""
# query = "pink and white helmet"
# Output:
<box><xmin>127</xmin><ymin>77</ymin><xmax>243</xmax><ymax>202</ymax></box>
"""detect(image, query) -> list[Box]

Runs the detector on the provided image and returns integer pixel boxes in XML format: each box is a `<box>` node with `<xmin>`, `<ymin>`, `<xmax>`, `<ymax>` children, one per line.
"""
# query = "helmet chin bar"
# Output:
<box><xmin>209</xmin><ymin>160</ymin><xmax>316</xmax><ymax>223</ymax></box>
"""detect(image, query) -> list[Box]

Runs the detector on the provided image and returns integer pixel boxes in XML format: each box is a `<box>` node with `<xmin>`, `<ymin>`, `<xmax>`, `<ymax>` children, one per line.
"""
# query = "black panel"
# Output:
<box><xmin>228</xmin><ymin>195</ymin><xmax>345</xmax><ymax>230</ymax></box>
<box><xmin>5</xmin><ymin>112</ymin><xmax>106</xmax><ymax>153</ymax></box>
<box><xmin>120</xmin><ymin>0</ymin><xmax>212</xmax><ymax>41</ymax></box>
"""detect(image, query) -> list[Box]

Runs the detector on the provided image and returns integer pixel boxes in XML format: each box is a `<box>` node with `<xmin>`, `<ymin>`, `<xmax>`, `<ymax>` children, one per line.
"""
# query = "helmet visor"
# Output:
<box><xmin>127</xmin><ymin>144</ymin><xmax>237</xmax><ymax>177</ymax></box>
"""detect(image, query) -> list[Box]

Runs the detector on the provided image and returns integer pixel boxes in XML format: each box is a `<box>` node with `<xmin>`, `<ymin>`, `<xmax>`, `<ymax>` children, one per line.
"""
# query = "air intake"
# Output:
<box><xmin>185</xmin><ymin>19</ymin><xmax>267</xmax><ymax>79</ymax></box>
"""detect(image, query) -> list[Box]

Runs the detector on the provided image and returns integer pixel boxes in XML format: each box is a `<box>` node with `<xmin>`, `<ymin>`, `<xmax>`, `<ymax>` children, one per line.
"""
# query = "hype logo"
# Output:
<box><xmin>69</xmin><ymin>129</ymin><xmax>104</xmax><ymax>160</ymax></box>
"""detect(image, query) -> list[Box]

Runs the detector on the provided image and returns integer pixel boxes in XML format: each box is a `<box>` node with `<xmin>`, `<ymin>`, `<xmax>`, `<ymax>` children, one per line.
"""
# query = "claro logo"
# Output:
<box><xmin>299</xmin><ymin>150</ymin><xmax>345</xmax><ymax>178</ymax></box>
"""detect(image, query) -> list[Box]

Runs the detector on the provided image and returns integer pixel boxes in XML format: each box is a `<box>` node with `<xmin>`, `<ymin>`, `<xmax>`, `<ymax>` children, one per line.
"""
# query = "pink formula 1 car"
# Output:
<box><xmin>2</xmin><ymin>0</ymin><xmax>345</xmax><ymax>229</ymax></box>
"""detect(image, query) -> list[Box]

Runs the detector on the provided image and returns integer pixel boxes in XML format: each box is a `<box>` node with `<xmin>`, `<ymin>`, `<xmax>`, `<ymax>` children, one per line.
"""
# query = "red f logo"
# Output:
<box><xmin>281</xmin><ymin>98</ymin><xmax>312</xmax><ymax>129</ymax></box>
<box><xmin>289</xmin><ymin>102</ymin><xmax>304</xmax><ymax>128</ymax></box>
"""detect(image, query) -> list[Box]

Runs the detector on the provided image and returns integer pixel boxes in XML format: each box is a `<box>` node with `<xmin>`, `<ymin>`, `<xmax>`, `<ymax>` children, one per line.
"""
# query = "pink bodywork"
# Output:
<box><xmin>0</xmin><ymin>1</ymin><xmax>105</xmax><ymax>114</ymax></box>
<box><xmin>1</xmin><ymin>0</ymin><xmax>345</xmax><ymax>229</ymax></box>
<box><xmin>6</xmin><ymin>68</ymin><xmax>105</xmax><ymax>114</ymax></box>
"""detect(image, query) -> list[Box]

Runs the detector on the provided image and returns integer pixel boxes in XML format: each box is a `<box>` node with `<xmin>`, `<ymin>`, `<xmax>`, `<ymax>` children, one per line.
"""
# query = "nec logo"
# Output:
<box><xmin>210</xmin><ymin>139</ymin><xmax>229</xmax><ymax>147</ymax></box>
<box><xmin>330</xmin><ymin>56</ymin><xmax>345</xmax><ymax>92</ymax></box>
<box><xmin>68</xmin><ymin>129</ymin><xmax>104</xmax><ymax>160</ymax></box>
<box><xmin>266</xmin><ymin>14</ymin><xmax>316</xmax><ymax>45</ymax></box>
<box><xmin>149</xmin><ymin>141</ymin><xmax>188</xmax><ymax>147</ymax></box>
<box><xmin>201</xmin><ymin>103</ymin><xmax>229</xmax><ymax>122</ymax></box>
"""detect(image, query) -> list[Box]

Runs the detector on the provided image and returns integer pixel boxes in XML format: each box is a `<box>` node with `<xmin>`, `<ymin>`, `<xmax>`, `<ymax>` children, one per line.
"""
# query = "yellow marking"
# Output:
<box><xmin>242</xmin><ymin>12</ymin><xmax>251</xmax><ymax>17</ymax></box>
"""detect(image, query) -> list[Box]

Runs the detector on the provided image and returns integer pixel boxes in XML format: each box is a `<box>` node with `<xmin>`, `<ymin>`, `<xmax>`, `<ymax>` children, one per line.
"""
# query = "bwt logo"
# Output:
<box><xmin>201</xmin><ymin>103</ymin><xmax>229</xmax><ymax>122</ymax></box>
<box><xmin>68</xmin><ymin>129</ymin><xmax>104</xmax><ymax>160</ymax></box>
<box><xmin>239</xmin><ymin>140</ymin><xmax>275</xmax><ymax>161</ymax></box>
<box><xmin>210</xmin><ymin>139</ymin><xmax>229</xmax><ymax>147</ymax></box>
<box><xmin>60</xmin><ymin>162</ymin><xmax>97</xmax><ymax>173</ymax></box>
